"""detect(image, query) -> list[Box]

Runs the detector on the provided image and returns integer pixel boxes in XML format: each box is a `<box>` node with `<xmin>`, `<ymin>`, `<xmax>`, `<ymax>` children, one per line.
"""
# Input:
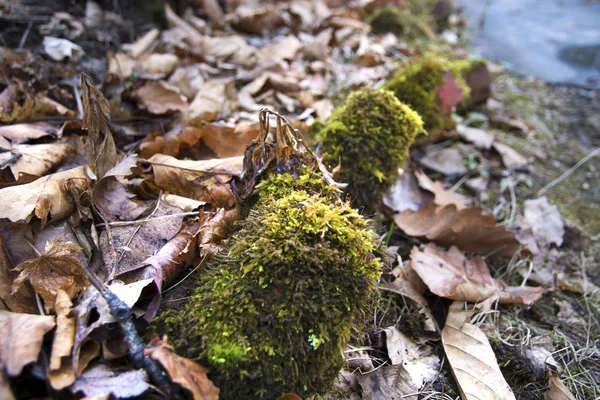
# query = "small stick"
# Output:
<box><xmin>538</xmin><ymin>147</ymin><xmax>600</xmax><ymax>195</ymax></box>
<box><xmin>18</xmin><ymin>21</ymin><xmax>32</xmax><ymax>49</ymax></box>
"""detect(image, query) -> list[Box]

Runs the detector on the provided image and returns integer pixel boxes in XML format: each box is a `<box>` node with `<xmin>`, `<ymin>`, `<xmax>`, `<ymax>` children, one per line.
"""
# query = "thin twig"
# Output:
<box><xmin>18</xmin><ymin>21</ymin><xmax>33</xmax><ymax>49</ymax></box>
<box><xmin>95</xmin><ymin>212</ymin><xmax>198</xmax><ymax>228</ymax></box>
<box><xmin>538</xmin><ymin>147</ymin><xmax>600</xmax><ymax>195</ymax></box>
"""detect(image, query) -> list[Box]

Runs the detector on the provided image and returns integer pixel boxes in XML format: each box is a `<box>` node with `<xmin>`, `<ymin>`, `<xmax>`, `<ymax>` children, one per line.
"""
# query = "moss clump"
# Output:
<box><xmin>163</xmin><ymin>170</ymin><xmax>383</xmax><ymax>399</ymax></box>
<box><xmin>368</xmin><ymin>5</ymin><xmax>437</xmax><ymax>41</ymax></box>
<box><xmin>384</xmin><ymin>55</ymin><xmax>470</xmax><ymax>130</ymax></box>
<box><xmin>319</xmin><ymin>88</ymin><xmax>424</xmax><ymax>213</ymax></box>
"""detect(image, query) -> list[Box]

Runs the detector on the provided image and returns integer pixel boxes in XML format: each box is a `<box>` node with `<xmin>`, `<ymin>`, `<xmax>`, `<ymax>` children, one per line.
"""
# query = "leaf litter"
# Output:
<box><xmin>0</xmin><ymin>0</ymin><xmax>595</xmax><ymax>399</ymax></box>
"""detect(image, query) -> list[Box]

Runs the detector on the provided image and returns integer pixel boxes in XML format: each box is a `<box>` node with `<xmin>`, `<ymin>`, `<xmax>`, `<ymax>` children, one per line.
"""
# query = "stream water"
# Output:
<box><xmin>455</xmin><ymin>0</ymin><xmax>600</xmax><ymax>88</ymax></box>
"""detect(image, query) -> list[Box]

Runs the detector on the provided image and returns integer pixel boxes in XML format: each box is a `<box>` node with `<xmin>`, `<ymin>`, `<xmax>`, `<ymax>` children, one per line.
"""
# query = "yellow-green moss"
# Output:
<box><xmin>319</xmin><ymin>88</ymin><xmax>424</xmax><ymax>213</ymax></box>
<box><xmin>384</xmin><ymin>55</ymin><xmax>470</xmax><ymax>130</ymax></box>
<box><xmin>160</xmin><ymin>171</ymin><xmax>383</xmax><ymax>399</ymax></box>
<box><xmin>367</xmin><ymin>5</ymin><xmax>437</xmax><ymax>41</ymax></box>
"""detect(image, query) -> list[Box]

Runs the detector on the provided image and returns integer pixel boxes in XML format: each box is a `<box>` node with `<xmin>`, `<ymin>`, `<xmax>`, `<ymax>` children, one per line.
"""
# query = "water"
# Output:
<box><xmin>455</xmin><ymin>0</ymin><xmax>600</xmax><ymax>87</ymax></box>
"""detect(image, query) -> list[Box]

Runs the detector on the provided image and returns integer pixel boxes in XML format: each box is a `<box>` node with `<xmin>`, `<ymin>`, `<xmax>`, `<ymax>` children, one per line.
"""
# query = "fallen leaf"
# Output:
<box><xmin>122</xmin><ymin>28</ymin><xmax>160</xmax><ymax>58</ymax></box>
<box><xmin>419</xmin><ymin>147</ymin><xmax>468</xmax><ymax>175</ymax></box>
<box><xmin>99</xmin><ymin>201</ymin><xmax>186</xmax><ymax>278</ymax></box>
<box><xmin>135</xmin><ymin>81</ymin><xmax>187</xmax><ymax>115</ymax></box>
<box><xmin>0</xmin><ymin>166</ymin><xmax>92</xmax><ymax>226</ymax></box>
<box><xmin>145</xmin><ymin>334</ymin><xmax>219</xmax><ymax>400</ymax></box>
<box><xmin>356</xmin><ymin>364</ymin><xmax>418</xmax><ymax>400</ymax></box>
<box><xmin>141</xmin><ymin>53</ymin><xmax>179</xmax><ymax>75</ymax></box>
<box><xmin>442</xmin><ymin>302</ymin><xmax>516</xmax><ymax>400</ymax></box>
<box><xmin>545</xmin><ymin>375</ymin><xmax>576</xmax><ymax>400</ymax></box>
<box><xmin>489</xmin><ymin>114</ymin><xmax>529</xmax><ymax>133</ymax></box>
<box><xmin>493</xmin><ymin>142</ymin><xmax>528</xmax><ymax>169</ymax></box>
<box><xmin>240</xmin><ymin>72</ymin><xmax>301</xmax><ymax>98</ymax></box>
<box><xmin>43</xmin><ymin>36</ymin><xmax>85</xmax><ymax>62</ymax></box>
<box><xmin>0</xmin><ymin>142</ymin><xmax>76</xmax><ymax>186</ymax></box>
<box><xmin>512</xmin><ymin>197</ymin><xmax>564</xmax><ymax>259</ymax></box>
<box><xmin>81</xmin><ymin>73</ymin><xmax>116</xmax><ymax>179</ymax></box>
<box><xmin>384</xmin><ymin>326</ymin><xmax>440</xmax><ymax>388</ymax></box>
<box><xmin>70</xmin><ymin>364</ymin><xmax>150</xmax><ymax>398</ymax></box>
<box><xmin>148</xmin><ymin>153</ymin><xmax>242</xmax><ymax>207</ymax></box>
<box><xmin>277</xmin><ymin>393</ymin><xmax>303</xmax><ymax>400</ymax></box>
<box><xmin>227</xmin><ymin>3</ymin><xmax>284</xmax><ymax>35</ymax></box>
<box><xmin>201</xmin><ymin>35</ymin><xmax>258</xmax><ymax>68</ymax></box>
<box><xmin>139</xmin><ymin>122</ymin><xmax>260</xmax><ymax>159</ymax></box>
<box><xmin>0</xmin><ymin>123</ymin><xmax>57</xmax><ymax>144</ymax></box>
<box><xmin>414</xmin><ymin>169</ymin><xmax>468</xmax><ymax>209</ymax></box>
<box><xmin>394</xmin><ymin>203</ymin><xmax>521</xmax><ymax>257</ymax></box>
<box><xmin>47</xmin><ymin>290</ymin><xmax>100</xmax><ymax>390</ymax></box>
<box><xmin>0</xmin><ymin>235</ymin><xmax>36</xmax><ymax>313</ymax></box>
<box><xmin>107</xmin><ymin>51</ymin><xmax>136</xmax><ymax>79</ymax></box>
<box><xmin>12</xmin><ymin>237</ymin><xmax>88</xmax><ymax>312</ymax></box>
<box><xmin>184</xmin><ymin>79</ymin><xmax>236</xmax><ymax>124</ymax></box>
<box><xmin>312</xmin><ymin>98</ymin><xmax>334</xmax><ymax>121</ymax></box>
<box><xmin>456</xmin><ymin>124</ymin><xmax>495</xmax><ymax>149</ymax></box>
<box><xmin>0</xmin><ymin>367</ymin><xmax>15</xmax><ymax>400</ymax></box>
<box><xmin>410</xmin><ymin>244</ymin><xmax>544</xmax><ymax>304</ymax></box>
<box><xmin>0</xmin><ymin>310</ymin><xmax>56</xmax><ymax>376</ymax></box>
<box><xmin>257</xmin><ymin>35</ymin><xmax>302</xmax><ymax>65</ymax></box>
<box><xmin>383</xmin><ymin>165</ymin><xmax>434</xmax><ymax>214</ymax></box>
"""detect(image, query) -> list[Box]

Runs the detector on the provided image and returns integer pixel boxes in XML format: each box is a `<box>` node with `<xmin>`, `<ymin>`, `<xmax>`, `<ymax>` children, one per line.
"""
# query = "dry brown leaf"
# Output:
<box><xmin>241</xmin><ymin>72</ymin><xmax>301</xmax><ymax>98</ymax></box>
<box><xmin>384</xmin><ymin>326</ymin><xmax>439</xmax><ymax>388</ymax></box>
<box><xmin>414</xmin><ymin>169</ymin><xmax>468</xmax><ymax>209</ymax></box>
<box><xmin>201</xmin><ymin>35</ymin><xmax>258</xmax><ymax>68</ymax></box>
<box><xmin>442</xmin><ymin>302</ymin><xmax>516</xmax><ymax>400</ymax></box>
<box><xmin>12</xmin><ymin>238</ymin><xmax>88</xmax><ymax>312</ymax></box>
<box><xmin>545</xmin><ymin>375</ymin><xmax>576</xmax><ymax>400</ymax></box>
<box><xmin>48</xmin><ymin>340</ymin><xmax>100</xmax><ymax>390</ymax></box>
<box><xmin>145</xmin><ymin>334</ymin><xmax>219</xmax><ymax>400</ymax></box>
<box><xmin>0</xmin><ymin>123</ymin><xmax>57</xmax><ymax>144</ymax></box>
<box><xmin>122</xmin><ymin>28</ymin><xmax>160</xmax><ymax>58</ymax></box>
<box><xmin>312</xmin><ymin>98</ymin><xmax>334</xmax><ymax>121</ymax></box>
<box><xmin>411</xmin><ymin>244</ymin><xmax>545</xmax><ymax>304</ymax></box>
<box><xmin>302</xmin><ymin>28</ymin><xmax>333</xmax><ymax>61</ymax></box>
<box><xmin>356</xmin><ymin>364</ymin><xmax>419</xmax><ymax>400</ymax></box>
<box><xmin>184</xmin><ymin>79</ymin><xmax>236</xmax><ymax>124</ymax></box>
<box><xmin>394</xmin><ymin>203</ymin><xmax>521</xmax><ymax>257</ymax></box>
<box><xmin>493</xmin><ymin>142</ymin><xmax>528</xmax><ymax>169</ymax></box>
<box><xmin>107</xmin><ymin>52</ymin><xmax>135</xmax><ymax>79</ymax></box>
<box><xmin>135</xmin><ymin>81</ymin><xmax>188</xmax><ymax>115</ymax></box>
<box><xmin>227</xmin><ymin>3</ymin><xmax>284</xmax><ymax>35</ymax></box>
<box><xmin>276</xmin><ymin>393</ymin><xmax>303</xmax><ymax>400</ymax></box>
<box><xmin>0</xmin><ymin>367</ymin><xmax>15</xmax><ymax>400</ymax></box>
<box><xmin>489</xmin><ymin>114</ymin><xmax>530</xmax><ymax>133</ymax></box>
<box><xmin>70</xmin><ymin>364</ymin><xmax>150</xmax><ymax>398</ymax></box>
<box><xmin>456</xmin><ymin>124</ymin><xmax>495</xmax><ymax>149</ymax></box>
<box><xmin>140</xmin><ymin>53</ymin><xmax>179</xmax><ymax>75</ymax></box>
<box><xmin>99</xmin><ymin>201</ymin><xmax>186</xmax><ymax>278</ymax></box>
<box><xmin>257</xmin><ymin>35</ymin><xmax>302</xmax><ymax>65</ymax></box>
<box><xmin>419</xmin><ymin>147</ymin><xmax>468</xmax><ymax>175</ymax></box>
<box><xmin>512</xmin><ymin>197</ymin><xmax>564</xmax><ymax>259</ymax></box>
<box><xmin>195</xmin><ymin>0</ymin><xmax>224</xmax><ymax>24</ymax></box>
<box><xmin>0</xmin><ymin>235</ymin><xmax>36</xmax><ymax>313</ymax></box>
<box><xmin>0</xmin><ymin>166</ymin><xmax>92</xmax><ymax>226</ymax></box>
<box><xmin>139</xmin><ymin>123</ymin><xmax>260</xmax><ymax>159</ymax></box>
<box><xmin>0</xmin><ymin>310</ymin><xmax>56</xmax><ymax>376</ymax></box>
<box><xmin>81</xmin><ymin>73</ymin><xmax>116</xmax><ymax>179</ymax></box>
<box><xmin>148</xmin><ymin>153</ymin><xmax>242</xmax><ymax>207</ymax></box>
<box><xmin>0</xmin><ymin>142</ymin><xmax>76</xmax><ymax>186</ymax></box>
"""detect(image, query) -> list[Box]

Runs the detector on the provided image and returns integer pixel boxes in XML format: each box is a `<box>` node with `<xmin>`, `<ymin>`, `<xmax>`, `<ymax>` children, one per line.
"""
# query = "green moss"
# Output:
<box><xmin>320</xmin><ymin>88</ymin><xmax>424</xmax><ymax>213</ymax></box>
<box><xmin>384</xmin><ymin>55</ymin><xmax>470</xmax><ymax>130</ymax></box>
<box><xmin>161</xmin><ymin>171</ymin><xmax>383</xmax><ymax>399</ymax></box>
<box><xmin>367</xmin><ymin>5</ymin><xmax>437</xmax><ymax>41</ymax></box>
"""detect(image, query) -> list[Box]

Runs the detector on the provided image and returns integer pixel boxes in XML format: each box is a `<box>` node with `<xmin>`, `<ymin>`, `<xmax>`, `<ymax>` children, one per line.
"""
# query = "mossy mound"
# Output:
<box><xmin>319</xmin><ymin>88</ymin><xmax>424</xmax><ymax>213</ymax></box>
<box><xmin>367</xmin><ymin>5</ymin><xmax>437</xmax><ymax>41</ymax></box>
<box><xmin>161</xmin><ymin>170</ymin><xmax>383</xmax><ymax>399</ymax></box>
<box><xmin>384</xmin><ymin>55</ymin><xmax>470</xmax><ymax>130</ymax></box>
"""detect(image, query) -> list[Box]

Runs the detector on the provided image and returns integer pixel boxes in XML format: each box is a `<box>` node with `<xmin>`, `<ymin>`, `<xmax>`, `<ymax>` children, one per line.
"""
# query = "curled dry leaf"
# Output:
<box><xmin>384</xmin><ymin>326</ymin><xmax>440</xmax><ymax>388</ymax></box>
<box><xmin>410</xmin><ymin>244</ymin><xmax>545</xmax><ymax>304</ymax></box>
<box><xmin>140</xmin><ymin>53</ymin><xmax>179</xmax><ymax>75</ymax></box>
<box><xmin>0</xmin><ymin>123</ymin><xmax>57</xmax><ymax>144</ymax></box>
<box><xmin>493</xmin><ymin>141</ymin><xmax>528</xmax><ymax>169</ymax></box>
<box><xmin>183</xmin><ymin>79</ymin><xmax>236</xmax><ymax>124</ymax></box>
<box><xmin>545</xmin><ymin>375</ymin><xmax>576</xmax><ymax>400</ymax></box>
<box><xmin>135</xmin><ymin>81</ymin><xmax>187</xmax><ymax>115</ymax></box>
<box><xmin>0</xmin><ymin>235</ymin><xmax>36</xmax><ymax>313</ymax></box>
<box><xmin>257</xmin><ymin>35</ymin><xmax>302</xmax><ymax>65</ymax></box>
<box><xmin>456</xmin><ymin>124</ymin><xmax>495</xmax><ymax>149</ymax></box>
<box><xmin>81</xmin><ymin>73</ymin><xmax>116</xmax><ymax>179</ymax></box>
<box><xmin>419</xmin><ymin>147</ymin><xmax>468</xmax><ymax>175</ymax></box>
<box><xmin>394</xmin><ymin>203</ymin><xmax>521</xmax><ymax>257</ymax></box>
<box><xmin>147</xmin><ymin>153</ymin><xmax>242</xmax><ymax>208</ymax></box>
<box><xmin>144</xmin><ymin>334</ymin><xmax>219</xmax><ymax>400</ymax></box>
<box><xmin>12</xmin><ymin>238</ymin><xmax>88</xmax><ymax>313</ymax></box>
<box><xmin>0</xmin><ymin>166</ymin><xmax>92</xmax><ymax>226</ymax></box>
<box><xmin>47</xmin><ymin>290</ymin><xmax>100</xmax><ymax>390</ymax></box>
<box><xmin>442</xmin><ymin>302</ymin><xmax>516</xmax><ymax>400</ymax></box>
<box><xmin>70</xmin><ymin>364</ymin><xmax>150</xmax><ymax>398</ymax></box>
<box><xmin>0</xmin><ymin>310</ymin><xmax>56</xmax><ymax>376</ymax></box>
<box><xmin>0</xmin><ymin>142</ymin><xmax>76</xmax><ymax>186</ymax></box>
<box><xmin>139</xmin><ymin>122</ymin><xmax>260</xmax><ymax>160</ymax></box>
<box><xmin>122</xmin><ymin>28</ymin><xmax>160</xmax><ymax>58</ymax></box>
